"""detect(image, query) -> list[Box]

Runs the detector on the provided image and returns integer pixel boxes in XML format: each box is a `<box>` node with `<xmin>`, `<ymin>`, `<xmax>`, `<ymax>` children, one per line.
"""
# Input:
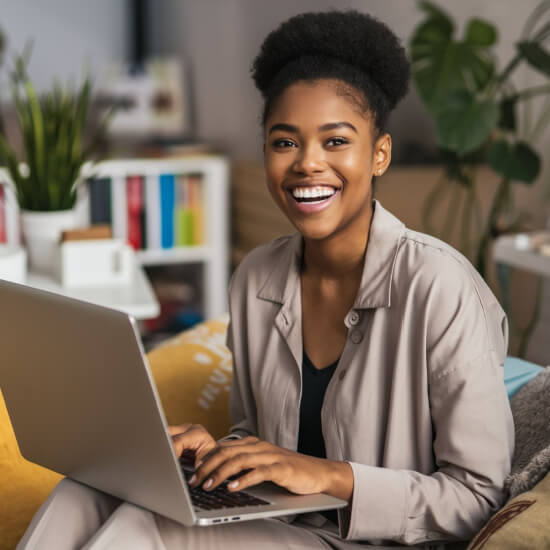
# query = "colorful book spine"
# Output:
<box><xmin>160</xmin><ymin>174</ymin><xmax>175</xmax><ymax>249</ymax></box>
<box><xmin>145</xmin><ymin>174</ymin><xmax>161</xmax><ymax>249</ymax></box>
<box><xmin>126</xmin><ymin>175</ymin><xmax>144</xmax><ymax>250</ymax></box>
<box><xmin>189</xmin><ymin>174</ymin><xmax>204</xmax><ymax>245</ymax></box>
<box><xmin>175</xmin><ymin>175</ymin><xmax>194</xmax><ymax>246</ymax></box>
<box><xmin>88</xmin><ymin>177</ymin><xmax>112</xmax><ymax>225</ymax></box>
<box><xmin>111</xmin><ymin>175</ymin><xmax>128</xmax><ymax>242</ymax></box>
<box><xmin>0</xmin><ymin>185</ymin><xmax>6</xmax><ymax>244</ymax></box>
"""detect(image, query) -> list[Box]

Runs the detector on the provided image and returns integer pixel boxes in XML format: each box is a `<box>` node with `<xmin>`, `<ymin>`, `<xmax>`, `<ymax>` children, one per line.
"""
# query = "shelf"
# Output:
<box><xmin>25</xmin><ymin>263</ymin><xmax>160</xmax><ymax>320</ymax></box>
<box><xmin>136</xmin><ymin>246</ymin><xmax>212</xmax><ymax>266</ymax></box>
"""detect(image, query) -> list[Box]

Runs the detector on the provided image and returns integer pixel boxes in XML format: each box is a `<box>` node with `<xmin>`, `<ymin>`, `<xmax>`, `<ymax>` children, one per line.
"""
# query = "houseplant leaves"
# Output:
<box><xmin>487</xmin><ymin>139</ymin><xmax>541</xmax><ymax>183</ymax></box>
<box><xmin>435</xmin><ymin>89</ymin><xmax>499</xmax><ymax>156</ymax></box>
<box><xmin>410</xmin><ymin>1</ymin><xmax>497</xmax><ymax>114</ymax></box>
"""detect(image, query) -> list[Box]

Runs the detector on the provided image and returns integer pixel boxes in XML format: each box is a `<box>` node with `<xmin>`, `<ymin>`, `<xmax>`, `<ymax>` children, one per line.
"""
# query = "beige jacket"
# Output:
<box><xmin>226</xmin><ymin>200</ymin><xmax>514</xmax><ymax>547</ymax></box>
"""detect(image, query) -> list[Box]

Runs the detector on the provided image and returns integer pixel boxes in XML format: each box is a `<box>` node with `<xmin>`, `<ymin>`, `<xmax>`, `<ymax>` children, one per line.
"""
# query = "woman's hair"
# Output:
<box><xmin>251</xmin><ymin>10</ymin><xmax>410</xmax><ymax>135</ymax></box>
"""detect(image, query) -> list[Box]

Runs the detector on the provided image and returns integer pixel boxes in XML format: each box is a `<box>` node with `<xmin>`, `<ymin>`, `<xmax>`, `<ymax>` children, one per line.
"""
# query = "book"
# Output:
<box><xmin>189</xmin><ymin>174</ymin><xmax>204</xmax><ymax>245</ymax></box>
<box><xmin>175</xmin><ymin>175</ymin><xmax>194</xmax><ymax>246</ymax></box>
<box><xmin>145</xmin><ymin>173</ymin><xmax>161</xmax><ymax>249</ymax></box>
<box><xmin>160</xmin><ymin>174</ymin><xmax>175</xmax><ymax>249</ymax></box>
<box><xmin>111</xmin><ymin>175</ymin><xmax>128</xmax><ymax>242</ymax></box>
<box><xmin>88</xmin><ymin>177</ymin><xmax>112</xmax><ymax>225</ymax></box>
<box><xmin>126</xmin><ymin>175</ymin><xmax>144</xmax><ymax>250</ymax></box>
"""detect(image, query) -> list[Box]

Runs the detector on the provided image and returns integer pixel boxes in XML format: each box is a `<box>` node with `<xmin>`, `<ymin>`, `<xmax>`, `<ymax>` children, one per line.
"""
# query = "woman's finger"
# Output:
<box><xmin>226</xmin><ymin>463</ymin><xmax>280</xmax><ymax>492</ymax></box>
<box><xmin>171</xmin><ymin>425</ymin><xmax>216</xmax><ymax>458</ymax></box>
<box><xmin>168</xmin><ymin>423</ymin><xmax>191</xmax><ymax>436</ymax></box>
<box><xmin>218</xmin><ymin>436</ymin><xmax>259</xmax><ymax>447</ymax></box>
<box><xmin>194</xmin><ymin>447</ymin><xmax>279</xmax><ymax>491</ymax></box>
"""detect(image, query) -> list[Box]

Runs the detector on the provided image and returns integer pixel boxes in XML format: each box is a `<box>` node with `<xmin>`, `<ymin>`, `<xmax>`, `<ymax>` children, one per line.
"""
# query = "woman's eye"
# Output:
<box><xmin>326</xmin><ymin>137</ymin><xmax>349</xmax><ymax>147</ymax></box>
<box><xmin>272</xmin><ymin>139</ymin><xmax>296</xmax><ymax>148</ymax></box>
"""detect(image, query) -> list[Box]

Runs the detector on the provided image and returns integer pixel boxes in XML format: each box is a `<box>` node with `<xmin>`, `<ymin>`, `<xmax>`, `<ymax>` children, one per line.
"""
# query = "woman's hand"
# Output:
<box><xmin>169</xmin><ymin>423</ymin><xmax>218</xmax><ymax>467</ymax></box>
<box><xmin>189</xmin><ymin>438</ymin><xmax>354</xmax><ymax>502</ymax></box>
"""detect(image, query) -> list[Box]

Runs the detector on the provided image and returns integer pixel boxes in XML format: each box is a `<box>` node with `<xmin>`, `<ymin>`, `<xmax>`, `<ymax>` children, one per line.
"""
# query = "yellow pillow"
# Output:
<box><xmin>0</xmin><ymin>317</ymin><xmax>231</xmax><ymax>550</ymax></box>
<box><xmin>467</xmin><ymin>471</ymin><xmax>550</xmax><ymax>549</ymax></box>
<box><xmin>147</xmin><ymin>316</ymin><xmax>232</xmax><ymax>439</ymax></box>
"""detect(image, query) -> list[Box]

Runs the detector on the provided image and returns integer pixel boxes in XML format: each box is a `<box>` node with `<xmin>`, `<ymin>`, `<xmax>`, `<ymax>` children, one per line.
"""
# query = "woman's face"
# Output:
<box><xmin>264</xmin><ymin>79</ymin><xmax>391</xmax><ymax>243</ymax></box>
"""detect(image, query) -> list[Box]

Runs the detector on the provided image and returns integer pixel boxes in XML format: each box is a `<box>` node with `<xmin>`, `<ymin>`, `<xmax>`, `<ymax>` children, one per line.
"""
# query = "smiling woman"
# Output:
<box><xmin>18</xmin><ymin>9</ymin><xmax>514</xmax><ymax>550</ymax></box>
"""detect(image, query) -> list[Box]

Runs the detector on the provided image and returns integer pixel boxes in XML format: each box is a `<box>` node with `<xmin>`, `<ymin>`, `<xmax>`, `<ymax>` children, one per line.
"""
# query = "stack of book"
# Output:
<box><xmin>88</xmin><ymin>171</ymin><xmax>205</xmax><ymax>251</ymax></box>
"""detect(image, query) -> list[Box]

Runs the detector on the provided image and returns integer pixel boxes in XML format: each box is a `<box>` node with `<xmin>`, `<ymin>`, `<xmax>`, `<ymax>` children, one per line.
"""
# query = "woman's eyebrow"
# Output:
<box><xmin>319</xmin><ymin>122</ymin><xmax>357</xmax><ymax>133</ymax></box>
<box><xmin>268</xmin><ymin>121</ymin><xmax>358</xmax><ymax>134</ymax></box>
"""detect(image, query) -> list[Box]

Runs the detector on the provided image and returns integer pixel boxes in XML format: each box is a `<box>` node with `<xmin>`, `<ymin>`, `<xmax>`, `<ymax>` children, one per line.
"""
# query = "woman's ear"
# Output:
<box><xmin>374</xmin><ymin>133</ymin><xmax>392</xmax><ymax>177</ymax></box>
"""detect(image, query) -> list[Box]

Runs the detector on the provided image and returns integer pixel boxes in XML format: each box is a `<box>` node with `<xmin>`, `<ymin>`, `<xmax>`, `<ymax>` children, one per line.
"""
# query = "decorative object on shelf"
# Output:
<box><xmin>410</xmin><ymin>0</ymin><xmax>550</xmax><ymax>278</ymax></box>
<box><xmin>0</xmin><ymin>244</ymin><xmax>26</xmax><ymax>283</ymax></box>
<box><xmin>0</xmin><ymin>47</ymin><xmax>113</xmax><ymax>275</ymax></box>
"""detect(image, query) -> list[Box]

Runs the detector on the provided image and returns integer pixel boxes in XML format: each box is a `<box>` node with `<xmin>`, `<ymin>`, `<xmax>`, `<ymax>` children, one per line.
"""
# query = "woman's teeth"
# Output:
<box><xmin>291</xmin><ymin>186</ymin><xmax>336</xmax><ymax>202</ymax></box>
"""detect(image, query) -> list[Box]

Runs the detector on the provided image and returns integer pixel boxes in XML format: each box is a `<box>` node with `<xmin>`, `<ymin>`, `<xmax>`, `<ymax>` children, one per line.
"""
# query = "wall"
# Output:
<box><xmin>151</xmin><ymin>0</ymin><xmax>543</xmax><ymax>160</ymax></box>
<box><xmin>0</xmin><ymin>0</ymin><xmax>129</xmax><ymax>96</ymax></box>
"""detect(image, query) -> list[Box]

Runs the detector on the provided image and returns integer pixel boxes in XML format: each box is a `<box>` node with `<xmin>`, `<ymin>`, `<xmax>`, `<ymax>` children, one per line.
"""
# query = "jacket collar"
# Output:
<box><xmin>257</xmin><ymin>200</ymin><xmax>405</xmax><ymax>310</ymax></box>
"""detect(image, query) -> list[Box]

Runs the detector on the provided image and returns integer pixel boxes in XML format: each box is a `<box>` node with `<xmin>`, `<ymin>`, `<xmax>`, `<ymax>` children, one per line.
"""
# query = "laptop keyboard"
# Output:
<box><xmin>180</xmin><ymin>458</ymin><xmax>270</xmax><ymax>511</ymax></box>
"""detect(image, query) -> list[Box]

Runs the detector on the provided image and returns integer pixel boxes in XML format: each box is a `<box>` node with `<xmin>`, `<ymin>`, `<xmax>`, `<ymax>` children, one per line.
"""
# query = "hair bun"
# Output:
<box><xmin>252</xmin><ymin>10</ymin><xmax>409</xmax><ymax>109</ymax></box>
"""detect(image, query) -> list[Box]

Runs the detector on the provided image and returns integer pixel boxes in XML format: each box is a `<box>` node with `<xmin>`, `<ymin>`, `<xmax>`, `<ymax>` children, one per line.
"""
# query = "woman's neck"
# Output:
<box><xmin>301</xmin><ymin>202</ymin><xmax>374</xmax><ymax>281</ymax></box>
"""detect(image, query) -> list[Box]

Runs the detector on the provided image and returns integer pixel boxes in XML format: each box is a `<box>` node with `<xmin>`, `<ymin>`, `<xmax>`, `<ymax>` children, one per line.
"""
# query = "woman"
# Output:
<box><xmin>19</xmin><ymin>10</ymin><xmax>513</xmax><ymax>550</ymax></box>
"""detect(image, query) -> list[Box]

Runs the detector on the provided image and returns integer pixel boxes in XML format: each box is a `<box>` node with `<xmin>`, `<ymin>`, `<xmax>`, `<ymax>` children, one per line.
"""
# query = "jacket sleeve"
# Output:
<box><xmin>340</xmin><ymin>268</ymin><xmax>515</xmax><ymax>545</ymax></box>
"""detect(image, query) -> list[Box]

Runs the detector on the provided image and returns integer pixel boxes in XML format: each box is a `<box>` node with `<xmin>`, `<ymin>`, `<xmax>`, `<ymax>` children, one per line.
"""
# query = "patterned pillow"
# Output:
<box><xmin>146</xmin><ymin>315</ymin><xmax>232</xmax><ymax>439</ymax></box>
<box><xmin>467</xmin><ymin>471</ymin><xmax>550</xmax><ymax>549</ymax></box>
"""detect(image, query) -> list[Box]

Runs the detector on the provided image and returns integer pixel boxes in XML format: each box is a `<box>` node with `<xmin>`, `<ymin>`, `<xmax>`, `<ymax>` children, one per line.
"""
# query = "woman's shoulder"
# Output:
<box><xmin>229</xmin><ymin>234</ymin><xmax>298</xmax><ymax>293</ymax></box>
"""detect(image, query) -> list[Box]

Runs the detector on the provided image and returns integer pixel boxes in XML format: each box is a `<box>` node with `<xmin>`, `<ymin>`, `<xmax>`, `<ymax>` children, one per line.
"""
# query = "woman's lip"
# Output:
<box><xmin>287</xmin><ymin>189</ymin><xmax>340</xmax><ymax>214</ymax></box>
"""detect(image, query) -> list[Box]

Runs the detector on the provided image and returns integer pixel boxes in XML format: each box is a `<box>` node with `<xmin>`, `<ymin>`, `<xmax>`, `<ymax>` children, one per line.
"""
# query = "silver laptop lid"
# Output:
<box><xmin>0</xmin><ymin>279</ymin><xmax>196</xmax><ymax>526</ymax></box>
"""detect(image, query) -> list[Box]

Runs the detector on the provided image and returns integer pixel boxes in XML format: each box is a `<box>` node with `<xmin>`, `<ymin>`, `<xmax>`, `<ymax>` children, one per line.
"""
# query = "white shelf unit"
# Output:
<box><xmin>89</xmin><ymin>156</ymin><xmax>230</xmax><ymax>320</ymax></box>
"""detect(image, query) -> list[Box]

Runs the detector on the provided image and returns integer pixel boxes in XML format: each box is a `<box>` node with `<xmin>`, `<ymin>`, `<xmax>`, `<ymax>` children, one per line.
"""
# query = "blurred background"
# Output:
<box><xmin>0</xmin><ymin>0</ymin><xmax>549</xmax><ymax>362</ymax></box>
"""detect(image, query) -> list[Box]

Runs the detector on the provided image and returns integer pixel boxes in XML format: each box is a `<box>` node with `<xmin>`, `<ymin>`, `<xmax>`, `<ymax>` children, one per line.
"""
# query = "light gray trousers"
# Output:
<box><xmin>16</xmin><ymin>478</ymin><xmax>335</xmax><ymax>550</ymax></box>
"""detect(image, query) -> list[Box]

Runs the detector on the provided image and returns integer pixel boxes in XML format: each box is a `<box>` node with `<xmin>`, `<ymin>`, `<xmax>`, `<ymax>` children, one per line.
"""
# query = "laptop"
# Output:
<box><xmin>0</xmin><ymin>279</ymin><xmax>346</xmax><ymax>526</ymax></box>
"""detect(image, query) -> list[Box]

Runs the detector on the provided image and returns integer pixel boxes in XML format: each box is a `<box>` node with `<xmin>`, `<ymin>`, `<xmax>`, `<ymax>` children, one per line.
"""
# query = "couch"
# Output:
<box><xmin>1</xmin><ymin>317</ymin><xmax>548</xmax><ymax>549</ymax></box>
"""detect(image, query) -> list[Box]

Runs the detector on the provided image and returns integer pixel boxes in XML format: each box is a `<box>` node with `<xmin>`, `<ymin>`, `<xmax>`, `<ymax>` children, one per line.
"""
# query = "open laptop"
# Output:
<box><xmin>0</xmin><ymin>279</ymin><xmax>346</xmax><ymax>526</ymax></box>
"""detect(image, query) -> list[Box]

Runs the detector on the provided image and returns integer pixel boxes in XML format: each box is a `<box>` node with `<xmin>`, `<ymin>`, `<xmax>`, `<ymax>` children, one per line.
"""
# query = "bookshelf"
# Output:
<box><xmin>0</xmin><ymin>155</ymin><xmax>230</xmax><ymax>328</ymax></box>
<box><xmin>87</xmin><ymin>156</ymin><xmax>230</xmax><ymax>323</ymax></box>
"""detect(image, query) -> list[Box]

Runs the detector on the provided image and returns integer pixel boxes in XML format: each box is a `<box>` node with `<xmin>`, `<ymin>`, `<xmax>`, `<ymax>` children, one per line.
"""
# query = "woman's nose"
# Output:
<box><xmin>292</xmin><ymin>144</ymin><xmax>325</xmax><ymax>174</ymax></box>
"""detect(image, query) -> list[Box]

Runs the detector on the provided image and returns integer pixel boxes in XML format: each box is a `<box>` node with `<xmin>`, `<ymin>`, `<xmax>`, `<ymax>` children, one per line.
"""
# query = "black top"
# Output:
<box><xmin>298</xmin><ymin>351</ymin><xmax>339</xmax><ymax>524</ymax></box>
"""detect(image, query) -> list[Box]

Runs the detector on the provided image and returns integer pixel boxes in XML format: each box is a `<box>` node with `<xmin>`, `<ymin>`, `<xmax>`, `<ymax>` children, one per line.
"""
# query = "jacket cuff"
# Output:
<box><xmin>340</xmin><ymin>462</ymin><xmax>408</xmax><ymax>541</ymax></box>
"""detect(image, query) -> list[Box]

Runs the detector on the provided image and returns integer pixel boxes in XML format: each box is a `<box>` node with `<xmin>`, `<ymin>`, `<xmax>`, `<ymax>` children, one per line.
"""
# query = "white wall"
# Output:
<box><xmin>152</xmin><ymin>0</ymin><xmax>542</xmax><ymax>161</ymax></box>
<box><xmin>0</xmin><ymin>0</ymin><xmax>129</xmax><ymax>96</ymax></box>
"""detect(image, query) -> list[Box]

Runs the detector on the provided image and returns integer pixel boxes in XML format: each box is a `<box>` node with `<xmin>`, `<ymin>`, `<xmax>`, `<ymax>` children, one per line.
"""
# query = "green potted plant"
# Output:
<box><xmin>410</xmin><ymin>0</ymin><xmax>550</xmax><ymax>279</ymax></box>
<box><xmin>0</xmin><ymin>49</ymin><xmax>111</xmax><ymax>274</ymax></box>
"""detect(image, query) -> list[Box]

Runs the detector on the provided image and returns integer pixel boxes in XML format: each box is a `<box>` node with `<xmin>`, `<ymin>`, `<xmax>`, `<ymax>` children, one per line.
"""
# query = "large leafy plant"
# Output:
<box><xmin>0</xmin><ymin>50</ymin><xmax>111</xmax><ymax>211</ymax></box>
<box><xmin>410</xmin><ymin>0</ymin><xmax>550</xmax><ymax>278</ymax></box>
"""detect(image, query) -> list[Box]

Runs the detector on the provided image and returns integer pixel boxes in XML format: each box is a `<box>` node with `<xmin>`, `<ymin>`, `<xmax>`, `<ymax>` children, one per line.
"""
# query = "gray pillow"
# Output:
<box><xmin>505</xmin><ymin>366</ymin><xmax>550</xmax><ymax>498</ymax></box>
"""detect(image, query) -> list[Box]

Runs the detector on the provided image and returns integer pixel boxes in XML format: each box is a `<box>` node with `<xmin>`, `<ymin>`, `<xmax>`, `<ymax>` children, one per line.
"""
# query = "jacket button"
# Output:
<box><xmin>350</xmin><ymin>329</ymin><xmax>363</xmax><ymax>344</ymax></box>
<box><xmin>349</xmin><ymin>311</ymin><xmax>360</xmax><ymax>325</ymax></box>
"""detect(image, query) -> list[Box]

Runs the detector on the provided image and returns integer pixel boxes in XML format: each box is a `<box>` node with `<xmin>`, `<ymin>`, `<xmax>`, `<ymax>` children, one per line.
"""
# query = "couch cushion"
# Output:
<box><xmin>466</xmin><ymin>471</ymin><xmax>550</xmax><ymax>549</ymax></box>
<box><xmin>503</xmin><ymin>356</ymin><xmax>544</xmax><ymax>398</ymax></box>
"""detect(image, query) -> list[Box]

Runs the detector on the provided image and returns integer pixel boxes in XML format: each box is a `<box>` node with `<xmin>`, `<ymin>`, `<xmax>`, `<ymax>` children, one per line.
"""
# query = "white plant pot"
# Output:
<box><xmin>21</xmin><ymin>209</ymin><xmax>79</xmax><ymax>276</ymax></box>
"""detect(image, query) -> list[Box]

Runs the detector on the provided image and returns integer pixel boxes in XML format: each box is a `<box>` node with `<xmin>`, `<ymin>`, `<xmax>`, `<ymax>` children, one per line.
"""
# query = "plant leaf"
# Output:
<box><xmin>517</xmin><ymin>40</ymin><xmax>550</xmax><ymax>77</ymax></box>
<box><xmin>487</xmin><ymin>139</ymin><xmax>541</xmax><ymax>183</ymax></box>
<box><xmin>499</xmin><ymin>95</ymin><xmax>518</xmax><ymax>131</ymax></box>
<box><xmin>410</xmin><ymin>9</ymin><xmax>495</xmax><ymax>113</ymax></box>
<box><xmin>435</xmin><ymin>89</ymin><xmax>499</xmax><ymax>156</ymax></box>
<box><xmin>465</xmin><ymin>18</ymin><xmax>498</xmax><ymax>47</ymax></box>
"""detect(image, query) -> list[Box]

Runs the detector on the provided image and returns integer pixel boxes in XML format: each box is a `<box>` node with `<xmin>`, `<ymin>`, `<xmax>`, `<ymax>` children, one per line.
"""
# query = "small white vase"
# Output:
<box><xmin>21</xmin><ymin>209</ymin><xmax>79</xmax><ymax>276</ymax></box>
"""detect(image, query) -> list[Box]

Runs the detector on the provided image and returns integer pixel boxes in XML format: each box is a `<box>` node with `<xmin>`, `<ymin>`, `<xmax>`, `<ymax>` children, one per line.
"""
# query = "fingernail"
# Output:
<box><xmin>203</xmin><ymin>478</ymin><xmax>213</xmax><ymax>490</ymax></box>
<box><xmin>228</xmin><ymin>480</ymin><xmax>239</xmax><ymax>490</ymax></box>
<box><xmin>189</xmin><ymin>474</ymin><xmax>197</xmax><ymax>485</ymax></box>
<box><xmin>196</xmin><ymin>460</ymin><xmax>203</xmax><ymax>468</ymax></box>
